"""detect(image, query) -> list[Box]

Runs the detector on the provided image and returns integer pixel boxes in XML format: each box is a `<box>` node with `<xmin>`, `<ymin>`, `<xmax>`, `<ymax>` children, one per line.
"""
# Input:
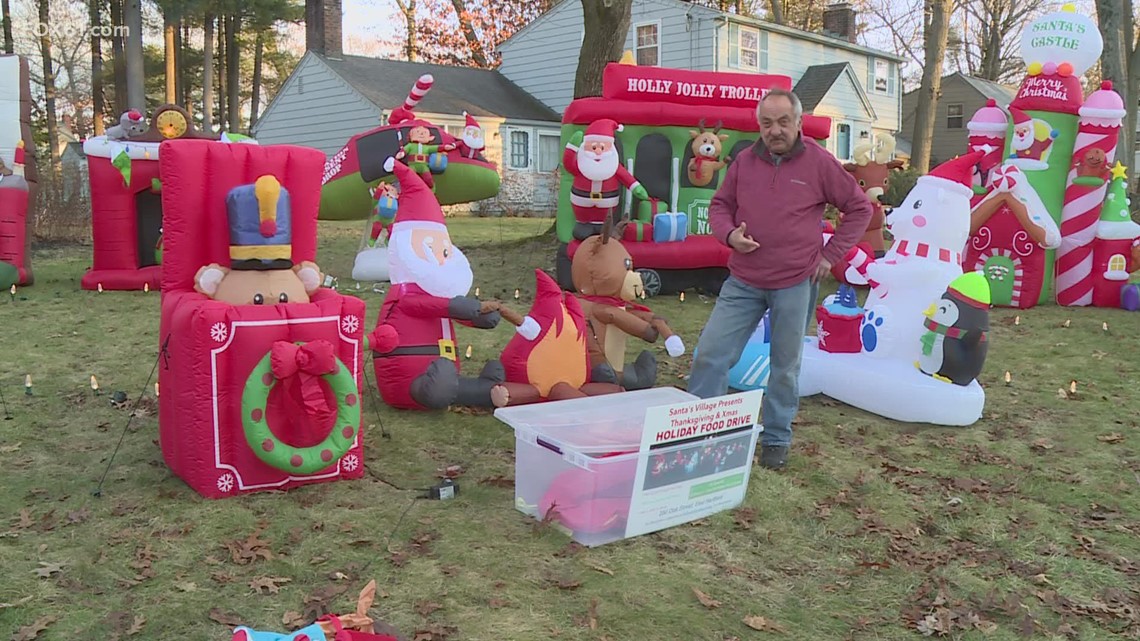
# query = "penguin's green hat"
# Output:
<box><xmin>946</xmin><ymin>271</ymin><xmax>991</xmax><ymax>310</ymax></box>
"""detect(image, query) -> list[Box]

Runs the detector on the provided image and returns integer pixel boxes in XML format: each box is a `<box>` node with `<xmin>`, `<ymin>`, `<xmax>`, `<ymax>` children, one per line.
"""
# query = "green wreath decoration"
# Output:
<box><xmin>241</xmin><ymin>344</ymin><xmax>360</xmax><ymax>475</ymax></box>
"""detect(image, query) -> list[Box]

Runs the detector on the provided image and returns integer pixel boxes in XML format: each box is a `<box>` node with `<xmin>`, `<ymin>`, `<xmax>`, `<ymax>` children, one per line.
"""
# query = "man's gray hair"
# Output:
<box><xmin>757</xmin><ymin>88</ymin><xmax>803</xmax><ymax>121</ymax></box>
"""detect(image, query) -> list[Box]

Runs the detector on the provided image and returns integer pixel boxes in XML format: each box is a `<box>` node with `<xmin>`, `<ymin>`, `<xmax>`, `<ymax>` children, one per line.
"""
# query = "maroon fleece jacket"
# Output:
<box><xmin>709</xmin><ymin>136</ymin><xmax>874</xmax><ymax>290</ymax></box>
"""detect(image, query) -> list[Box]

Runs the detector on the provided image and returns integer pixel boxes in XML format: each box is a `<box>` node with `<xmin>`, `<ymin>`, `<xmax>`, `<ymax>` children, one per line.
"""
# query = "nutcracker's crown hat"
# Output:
<box><xmin>226</xmin><ymin>174</ymin><xmax>293</xmax><ymax>270</ymax></box>
<box><xmin>384</xmin><ymin>157</ymin><xmax>445</xmax><ymax>231</ymax></box>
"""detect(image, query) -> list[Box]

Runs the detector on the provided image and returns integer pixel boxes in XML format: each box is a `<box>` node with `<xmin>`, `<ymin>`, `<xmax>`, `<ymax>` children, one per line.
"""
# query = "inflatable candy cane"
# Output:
<box><xmin>1056</xmin><ymin>81</ymin><xmax>1126</xmax><ymax>307</ymax></box>
<box><xmin>387</xmin><ymin>74</ymin><xmax>434</xmax><ymax>125</ymax></box>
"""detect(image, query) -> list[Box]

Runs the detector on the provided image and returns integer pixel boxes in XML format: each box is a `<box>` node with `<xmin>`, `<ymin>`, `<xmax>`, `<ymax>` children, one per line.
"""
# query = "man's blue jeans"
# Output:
<box><xmin>687</xmin><ymin>275</ymin><xmax>815</xmax><ymax>447</ymax></box>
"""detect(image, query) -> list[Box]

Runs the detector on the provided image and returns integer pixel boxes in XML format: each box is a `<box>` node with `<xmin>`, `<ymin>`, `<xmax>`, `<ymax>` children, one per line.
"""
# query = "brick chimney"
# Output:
<box><xmin>306</xmin><ymin>0</ymin><xmax>343</xmax><ymax>58</ymax></box>
<box><xmin>822</xmin><ymin>3</ymin><xmax>857</xmax><ymax>44</ymax></box>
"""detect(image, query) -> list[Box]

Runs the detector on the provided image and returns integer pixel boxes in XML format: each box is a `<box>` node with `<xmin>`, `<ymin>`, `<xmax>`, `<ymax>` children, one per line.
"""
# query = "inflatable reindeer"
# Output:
<box><xmin>842</xmin><ymin>133</ymin><xmax>905</xmax><ymax>257</ymax></box>
<box><xmin>686</xmin><ymin>119</ymin><xmax>728</xmax><ymax>187</ymax></box>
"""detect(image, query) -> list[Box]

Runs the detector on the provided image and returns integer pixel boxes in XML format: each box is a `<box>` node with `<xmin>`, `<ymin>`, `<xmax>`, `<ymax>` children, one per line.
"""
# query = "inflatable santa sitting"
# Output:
<box><xmin>365</xmin><ymin>157</ymin><xmax>507</xmax><ymax>410</ymax></box>
<box><xmin>454</xmin><ymin>111</ymin><xmax>487</xmax><ymax>161</ymax></box>
<box><xmin>563</xmin><ymin>118</ymin><xmax>649</xmax><ymax>241</ymax></box>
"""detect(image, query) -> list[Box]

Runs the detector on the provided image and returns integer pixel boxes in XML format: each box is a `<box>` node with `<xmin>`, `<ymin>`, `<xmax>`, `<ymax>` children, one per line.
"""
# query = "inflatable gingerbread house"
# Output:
<box><xmin>964</xmin><ymin>4</ymin><xmax>1140</xmax><ymax>309</ymax></box>
<box><xmin>81</xmin><ymin>104</ymin><xmax>225</xmax><ymax>291</ymax></box>
<box><xmin>554</xmin><ymin>60</ymin><xmax>832</xmax><ymax>296</ymax></box>
<box><xmin>157</xmin><ymin>139</ymin><xmax>367</xmax><ymax>498</ymax></box>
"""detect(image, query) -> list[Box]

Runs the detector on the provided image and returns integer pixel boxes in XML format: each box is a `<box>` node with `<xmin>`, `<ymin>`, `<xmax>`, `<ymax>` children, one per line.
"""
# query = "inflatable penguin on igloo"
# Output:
<box><xmin>797</xmin><ymin>151</ymin><xmax>989</xmax><ymax>426</ymax></box>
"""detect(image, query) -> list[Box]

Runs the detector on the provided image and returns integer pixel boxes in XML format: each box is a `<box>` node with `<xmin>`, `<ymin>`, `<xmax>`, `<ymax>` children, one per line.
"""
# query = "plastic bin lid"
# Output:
<box><xmin>493</xmin><ymin>387</ymin><xmax>698</xmax><ymax>453</ymax></box>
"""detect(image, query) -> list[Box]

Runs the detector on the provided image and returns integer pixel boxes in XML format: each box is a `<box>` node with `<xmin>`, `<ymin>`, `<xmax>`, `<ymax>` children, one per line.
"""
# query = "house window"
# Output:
<box><xmin>836</xmin><ymin>123</ymin><xmax>852</xmax><ymax>161</ymax></box>
<box><xmin>947</xmin><ymin>103</ymin><xmax>964</xmax><ymax>129</ymax></box>
<box><xmin>1106</xmin><ymin>253</ymin><xmax>1129</xmax><ymax>279</ymax></box>
<box><xmin>508</xmin><ymin>130</ymin><xmax>530</xmax><ymax>169</ymax></box>
<box><xmin>729</xmin><ymin>23</ymin><xmax>765</xmax><ymax>71</ymax></box>
<box><xmin>867</xmin><ymin>57</ymin><xmax>896</xmax><ymax>95</ymax></box>
<box><xmin>538</xmin><ymin>133</ymin><xmax>561</xmax><ymax>172</ymax></box>
<box><xmin>635</xmin><ymin>22</ymin><xmax>659</xmax><ymax>66</ymax></box>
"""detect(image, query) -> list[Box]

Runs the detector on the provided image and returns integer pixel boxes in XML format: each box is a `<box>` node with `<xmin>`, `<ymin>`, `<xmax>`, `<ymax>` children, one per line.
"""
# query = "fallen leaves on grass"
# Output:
<box><xmin>66</xmin><ymin>508</ymin><xmax>90</xmax><ymax>525</ymax></box>
<box><xmin>573</xmin><ymin>597</ymin><xmax>600</xmax><ymax>630</ymax></box>
<box><xmin>225</xmin><ymin>525</ymin><xmax>274</xmax><ymax>564</ymax></box>
<box><xmin>693</xmin><ymin>587</ymin><xmax>721</xmax><ymax>609</ymax></box>
<box><xmin>1031</xmin><ymin>438</ymin><xmax>1055</xmax><ymax>452</ymax></box>
<box><xmin>732</xmin><ymin>507</ymin><xmax>757</xmax><ymax>530</ymax></box>
<box><xmin>11</xmin><ymin>615</ymin><xmax>57</xmax><ymax>641</ymax></box>
<box><xmin>0</xmin><ymin>442</ymin><xmax>21</xmax><ymax>453</ymax></box>
<box><xmin>589</xmin><ymin>564</ymin><xmax>614</xmax><ymax>576</ymax></box>
<box><xmin>208</xmin><ymin>608</ymin><xmax>244</xmax><ymax>627</ymax></box>
<box><xmin>1097</xmin><ymin>433</ymin><xmax>1124</xmax><ymax>444</ymax></box>
<box><xmin>488</xmin><ymin>597</ymin><xmax>508</xmax><ymax>609</ymax></box>
<box><xmin>415</xmin><ymin>601</ymin><xmax>443</xmax><ymax>617</ymax></box>
<box><xmin>211</xmin><ymin>571</ymin><xmax>234</xmax><ymax>584</ymax></box>
<box><xmin>282</xmin><ymin>611</ymin><xmax>307</xmax><ymax>631</ymax></box>
<box><xmin>743</xmin><ymin>615</ymin><xmax>786</xmax><ymax>633</ymax></box>
<box><xmin>15</xmin><ymin>509</ymin><xmax>33</xmax><ymax>529</ymax></box>
<box><xmin>301</xmin><ymin>584</ymin><xmax>349</xmax><ymax>621</ymax></box>
<box><xmin>34</xmin><ymin>562</ymin><xmax>63</xmax><ymax>578</ymax></box>
<box><xmin>479</xmin><ymin>475</ymin><xmax>514</xmax><ymax>488</ymax></box>
<box><xmin>411</xmin><ymin>624</ymin><xmax>457</xmax><ymax>640</ymax></box>
<box><xmin>436</xmin><ymin>465</ymin><xmax>465</xmax><ymax>479</ymax></box>
<box><xmin>174</xmin><ymin>581</ymin><xmax>197</xmax><ymax>592</ymax></box>
<box><xmin>249</xmin><ymin>576</ymin><xmax>292</xmax><ymax>594</ymax></box>
<box><xmin>0</xmin><ymin>596</ymin><xmax>32</xmax><ymax>609</ymax></box>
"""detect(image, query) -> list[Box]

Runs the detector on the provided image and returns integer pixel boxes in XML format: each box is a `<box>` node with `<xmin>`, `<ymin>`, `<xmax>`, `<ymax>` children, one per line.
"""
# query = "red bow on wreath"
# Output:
<box><xmin>270</xmin><ymin>340</ymin><xmax>337</xmax><ymax>417</ymax></box>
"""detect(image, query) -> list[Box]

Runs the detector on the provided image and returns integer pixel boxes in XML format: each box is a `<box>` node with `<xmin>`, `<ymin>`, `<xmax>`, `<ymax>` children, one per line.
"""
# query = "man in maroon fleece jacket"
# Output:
<box><xmin>687</xmin><ymin>88</ymin><xmax>873</xmax><ymax>470</ymax></box>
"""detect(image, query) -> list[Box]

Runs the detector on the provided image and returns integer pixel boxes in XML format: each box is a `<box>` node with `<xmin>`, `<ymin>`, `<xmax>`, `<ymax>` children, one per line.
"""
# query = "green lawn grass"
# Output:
<box><xmin>2</xmin><ymin>217</ymin><xmax>1139</xmax><ymax>641</ymax></box>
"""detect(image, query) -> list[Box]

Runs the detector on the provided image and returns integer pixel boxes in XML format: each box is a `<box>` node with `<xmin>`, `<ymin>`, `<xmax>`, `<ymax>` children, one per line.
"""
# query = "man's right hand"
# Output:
<box><xmin>728</xmin><ymin>222</ymin><xmax>759</xmax><ymax>253</ymax></box>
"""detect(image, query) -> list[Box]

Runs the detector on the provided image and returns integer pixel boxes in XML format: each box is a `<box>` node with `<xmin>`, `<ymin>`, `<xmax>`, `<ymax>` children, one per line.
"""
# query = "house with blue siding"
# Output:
<box><xmin>252</xmin><ymin>0</ymin><xmax>564</xmax><ymax>213</ymax></box>
<box><xmin>496</xmin><ymin>0</ymin><xmax>906</xmax><ymax>162</ymax></box>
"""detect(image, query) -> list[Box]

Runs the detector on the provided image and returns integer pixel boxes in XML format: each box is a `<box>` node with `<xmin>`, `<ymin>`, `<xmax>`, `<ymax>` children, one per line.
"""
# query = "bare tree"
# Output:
<box><xmin>203</xmin><ymin>11</ymin><xmax>214</xmax><ymax>130</ymax></box>
<box><xmin>910</xmin><ymin>0</ymin><xmax>952</xmax><ymax>173</ymax></box>
<box><xmin>90</xmin><ymin>0</ymin><xmax>104</xmax><ymax>134</ymax></box>
<box><xmin>124</xmin><ymin>0</ymin><xmax>145</xmax><ymax>110</ymax></box>
<box><xmin>951</xmin><ymin>0</ymin><xmax>1046</xmax><ymax>83</ymax></box>
<box><xmin>394</xmin><ymin>0</ymin><xmax>417</xmax><ymax>61</ymax></box>
<box><xmin>2</xmin><ymin>0</ymin><xmax>13</xmax><ymax>54</ymax></box>
<box><xmin>1095</xmin><ymin>0</ymin><xmax>1138</xmax><ymax>190</ymax></box>
<box><xmin>574</xmin><ymin>0</ymin><xmax>632</xmax><ymax>99</ymax></box>
<box><xmin>36</xmin><ymin>0</ymin><xmax>59</xmax><ymax>172</ymax></box>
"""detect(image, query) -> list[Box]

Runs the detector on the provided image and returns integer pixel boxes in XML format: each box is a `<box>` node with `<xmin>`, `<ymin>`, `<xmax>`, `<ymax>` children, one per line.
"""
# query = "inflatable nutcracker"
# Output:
<box><xmin>158</xmin><ymin>140</ymin><xmax>366</xmax><ymax>499</ymax></box>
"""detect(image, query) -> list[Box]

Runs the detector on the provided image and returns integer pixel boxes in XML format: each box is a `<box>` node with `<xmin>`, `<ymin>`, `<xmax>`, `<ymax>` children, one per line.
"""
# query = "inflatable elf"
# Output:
<box><xmin>388</xmin><ymin>74</ymin><xmax>454</xmax><ymax>190</ymax></box>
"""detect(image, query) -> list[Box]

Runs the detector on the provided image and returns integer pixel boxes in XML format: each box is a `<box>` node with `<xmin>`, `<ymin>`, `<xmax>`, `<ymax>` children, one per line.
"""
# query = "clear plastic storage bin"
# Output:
<box><xmin>493</xmin><ymin>387</ymin><xmax>761</xmax><ymax>547</ymax></box>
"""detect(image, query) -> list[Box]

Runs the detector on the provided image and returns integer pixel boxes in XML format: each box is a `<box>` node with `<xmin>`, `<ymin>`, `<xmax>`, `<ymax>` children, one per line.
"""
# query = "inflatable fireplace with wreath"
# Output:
<box><xmin>157</xmin><ymin>140</ymin><xmax>367</xmax><ymax>499</ymax></box>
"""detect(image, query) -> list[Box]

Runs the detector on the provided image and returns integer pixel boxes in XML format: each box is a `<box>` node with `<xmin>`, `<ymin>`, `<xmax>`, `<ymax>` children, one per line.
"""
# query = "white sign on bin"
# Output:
<box><xmin>624</xmin><ymin>390</ymin><xmax>764</xmax><ymax>539</ymax></box>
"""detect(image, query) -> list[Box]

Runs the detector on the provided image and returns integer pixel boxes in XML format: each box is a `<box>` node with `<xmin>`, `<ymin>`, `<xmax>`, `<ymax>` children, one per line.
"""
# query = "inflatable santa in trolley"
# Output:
<box><xmin>562</xmin><ymin>118</ymin><xmax>649</xmax><ymax>241</ymax></box>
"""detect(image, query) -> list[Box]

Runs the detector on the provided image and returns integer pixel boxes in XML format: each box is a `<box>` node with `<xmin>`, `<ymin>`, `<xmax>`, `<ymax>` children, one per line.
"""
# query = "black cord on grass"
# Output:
<box><xmin>94</xmin><ymin>335</ymin><xmax>167</xmax><ymax>497</ymax></box>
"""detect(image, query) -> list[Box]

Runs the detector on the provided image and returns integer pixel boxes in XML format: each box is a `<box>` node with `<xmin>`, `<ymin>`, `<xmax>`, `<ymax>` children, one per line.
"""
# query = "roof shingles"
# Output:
<box><xmin>316</xmin><ymin>53</ymin><xmax>560</xmax><ymax>122</ymax></box>
<box><xmin>792</xmin><ymin>63</ymin><xmax>849</xmax><ymax>113</ymax></box>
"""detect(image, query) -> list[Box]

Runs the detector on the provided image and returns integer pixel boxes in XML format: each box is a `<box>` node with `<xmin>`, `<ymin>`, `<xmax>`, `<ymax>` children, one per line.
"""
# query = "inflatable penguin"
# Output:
<box><xmin>917</xmin><ymin>271</ymin><xmax>991</xmax><ymax>386</ymax></box>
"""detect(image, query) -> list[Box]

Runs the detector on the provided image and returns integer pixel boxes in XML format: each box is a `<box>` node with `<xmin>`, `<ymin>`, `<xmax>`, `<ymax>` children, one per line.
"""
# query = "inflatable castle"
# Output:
<box><xmin>964</xmin><ymin>4</ymin><xmax>1140</xmax><ymax>309</ymax></box>
<box><xmin>553</xmin><ymin>59</ymin><xmax>833</xmax><ymax>296</ymax></box>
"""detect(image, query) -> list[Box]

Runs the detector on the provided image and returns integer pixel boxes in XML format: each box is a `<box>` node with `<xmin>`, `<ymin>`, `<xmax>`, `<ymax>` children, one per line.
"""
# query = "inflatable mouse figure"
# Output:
<box><xmin>106</xmin><ymin>109</ymin><xmax>148</xmax><ymax>140</ymax></box>
<box><xmin>194</xmin><ymin>175</ymin><xmax>324</xmax><ymax>305</ymax></box>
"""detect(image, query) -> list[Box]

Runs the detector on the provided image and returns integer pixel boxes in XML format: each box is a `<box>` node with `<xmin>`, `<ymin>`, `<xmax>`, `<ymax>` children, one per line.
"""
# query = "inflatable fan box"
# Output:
<box><xmin>494</xmin><ymin>387</ymin><xmax>761</xmax><ymax>547</ymax></box>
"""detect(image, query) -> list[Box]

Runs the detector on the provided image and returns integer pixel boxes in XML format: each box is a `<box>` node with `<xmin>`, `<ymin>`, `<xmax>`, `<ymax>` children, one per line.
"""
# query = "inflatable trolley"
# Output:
<box><xmin>554</xmin><ymin>61</ymin><xmax>832</xmax><ymax>296</ymax></box>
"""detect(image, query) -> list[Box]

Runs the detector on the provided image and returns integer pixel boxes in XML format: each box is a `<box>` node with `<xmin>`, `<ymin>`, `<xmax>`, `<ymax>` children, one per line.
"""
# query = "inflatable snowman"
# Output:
<box><xmin>798</xmin><ymin>152</ymin><xmax>988</xmax><ymax>427</ymax></box>
<box><xmin>845</xmin><ymin>151</ymin><xmax>983</xmax><ymax>359</ymax></box>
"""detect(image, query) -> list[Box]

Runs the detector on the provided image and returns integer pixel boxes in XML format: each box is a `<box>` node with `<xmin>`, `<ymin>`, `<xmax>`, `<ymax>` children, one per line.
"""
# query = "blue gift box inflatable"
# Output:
<box><xmin>653</xmin><ymin>212</ymin><xmax>688</xmax><ymax>243</ymax></box>
<box><xmin>692</xmin><ymin>312</ymin><xmax>772</xmax><ymax>392</ymax></box>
